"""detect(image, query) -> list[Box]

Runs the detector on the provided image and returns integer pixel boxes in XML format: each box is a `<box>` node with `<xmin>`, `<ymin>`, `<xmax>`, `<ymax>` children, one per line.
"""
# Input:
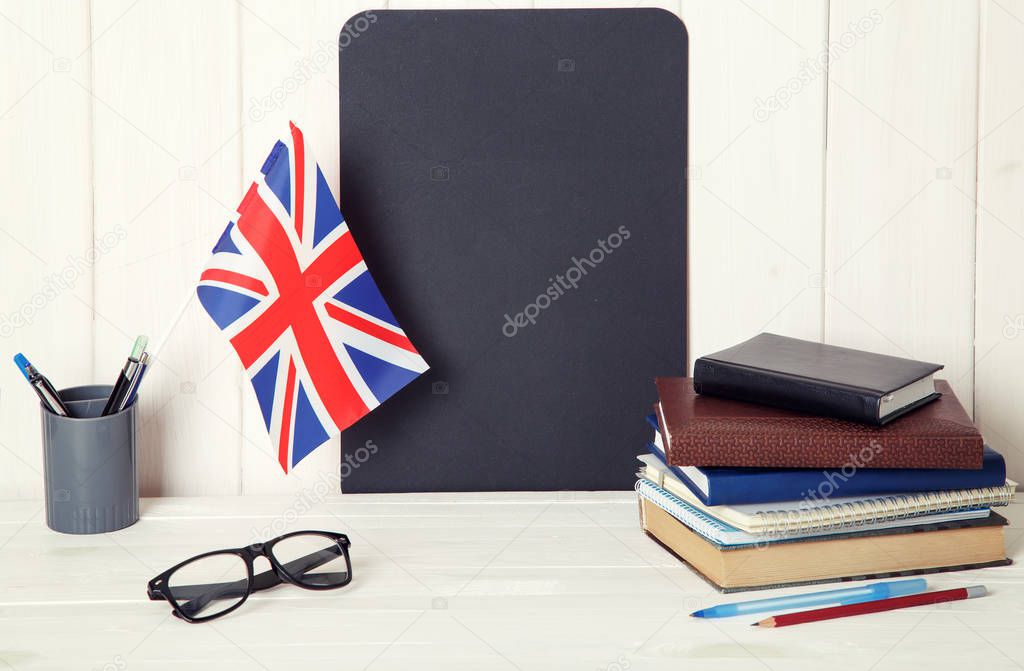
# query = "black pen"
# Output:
<box><xmin>14</xmin><ymin>353</ymin><xmax>70</xmax><ymax>416</ymax></box>
<box><xmin>102</xmin><ymin>335</ymin><xmax>148</xmax><ymax>416</ymax></box>
<box><xmin>118</xmin><ymin>351</ymin><xmax>150</xmax><ymax>412</ymax></box>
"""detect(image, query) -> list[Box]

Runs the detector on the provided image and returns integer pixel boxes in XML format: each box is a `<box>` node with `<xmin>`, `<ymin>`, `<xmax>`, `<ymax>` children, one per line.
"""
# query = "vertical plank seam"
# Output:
<box><xmin>235</xmin><ymin>0</ymin><xmax>245</xmax><ymax>495</ymax></box>
<box><xmin>87</xmin><ymin>0</ymin><xmax>98</xmax><ymax>383</ymax></box>
<box><xmin>971</xmin><ymin>0</ymin><xmax>985</xmax><ymax>420</ymax></box>
<box><xmin>820</xmin><ymin>0</ymin><xmax>831</xmax><ymax>344</ymax></box>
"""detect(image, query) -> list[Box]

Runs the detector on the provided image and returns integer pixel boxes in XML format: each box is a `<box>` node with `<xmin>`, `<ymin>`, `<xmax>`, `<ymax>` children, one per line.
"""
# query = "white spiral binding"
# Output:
<box><xmin>753</xmin><ymin>485</ymin><xmax>1014</xmax><ymax>535</ymax></box>
<box><xmin>635</xmin><ymin>479</ymin><xmax>732</xmax><ymax>542</ymax></box>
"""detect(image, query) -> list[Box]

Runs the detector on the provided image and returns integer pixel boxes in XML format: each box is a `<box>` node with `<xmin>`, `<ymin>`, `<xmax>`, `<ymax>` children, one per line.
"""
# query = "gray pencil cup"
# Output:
<box><xmin>40</xmin><ymin>385</ymin><xmax>139</xmax><ymax>534</ymax></box>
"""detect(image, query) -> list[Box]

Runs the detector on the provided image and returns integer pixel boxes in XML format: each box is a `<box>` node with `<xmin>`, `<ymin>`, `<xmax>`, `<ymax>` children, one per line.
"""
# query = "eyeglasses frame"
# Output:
<box><xmin>147</xmin><ymin>530</ymin><xmax>352</xmax><ymax>623</ymax></box>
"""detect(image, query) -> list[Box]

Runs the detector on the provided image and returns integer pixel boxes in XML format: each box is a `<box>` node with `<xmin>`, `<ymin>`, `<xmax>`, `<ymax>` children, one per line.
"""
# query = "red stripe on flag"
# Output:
<box><xmin>279</xmin><ymin>357</ymin><xmax>297</xmax><ymax>472</ymax></box>
<box><xmin>230</xmin><ymin>178</ymin><xmax>371</xmax><ymax>437</ymax></box>
<box><xmin>290</xmin><ymin>122</ymin><xmax>305</xmax><ymax>242</ymax></box>
<box><xmin>234</xmin><ymin>188</ymin><xmax>304</xmax><ymax>297</ymax></box>
<box><xmin>289</xmin><ymin>307</ymin><xmax>370</xmax><ymax>431</ymax></box>
<box><xmin>200</xmin><ymin>269</ymin><xmax>269</xmax><ymax>296</ymax></box>
<box><xmin>231</xmin><ymin>194</ymin><xmax>361</xmax><ymax>369</ymax></box>
<box><xmin>324</xmin><ymin>302</ymin><xmax>418</xmax><ymax>354</ymax></box>
<box><xmin>302</xmin><ymin>231</ymin><xmax>360</xmax><ymax>288</ymax></box>
<box><xmin>238</xmin><ymin>181</ymin><xmax>260</xmax><ymax>213</ymax></box>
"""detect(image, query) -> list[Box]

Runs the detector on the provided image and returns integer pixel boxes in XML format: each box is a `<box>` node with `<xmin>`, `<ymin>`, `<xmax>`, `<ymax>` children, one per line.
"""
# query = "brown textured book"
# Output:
<box><xmin>656</xmin><ymin>378</ymin><xmax>983</xmax><ymax>469</ymax></box>
<box><xmin>639</xmin><ymin>496</ymin><xmax>1009</xmax><ymax>592</ymax></box>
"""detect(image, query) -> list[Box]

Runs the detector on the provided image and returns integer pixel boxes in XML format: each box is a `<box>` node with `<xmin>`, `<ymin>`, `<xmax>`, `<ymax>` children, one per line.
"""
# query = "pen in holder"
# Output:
<box><xmin>40</xmin><ymin>384</ymin><xmax>139</xmax><ymax>534</ymax></box>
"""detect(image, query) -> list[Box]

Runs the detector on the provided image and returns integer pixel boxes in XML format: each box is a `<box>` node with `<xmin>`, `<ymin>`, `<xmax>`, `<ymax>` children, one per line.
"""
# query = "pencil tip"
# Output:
<box><xmin>690</xmin><ymin>610</ymin><xmax>704</xmax><ymax>618</ymax></box>
<box><xmin>750</xmin><ymin>623</ymin><xmax>758</xmax><ymax>627</ymax></box>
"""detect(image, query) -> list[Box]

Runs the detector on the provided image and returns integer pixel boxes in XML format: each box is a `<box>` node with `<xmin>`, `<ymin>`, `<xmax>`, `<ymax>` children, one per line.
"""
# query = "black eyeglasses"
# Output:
<box><xmin>147</xmin><ymin>531</ymin><xmax>352</xmax><ymax>622</ymax></box>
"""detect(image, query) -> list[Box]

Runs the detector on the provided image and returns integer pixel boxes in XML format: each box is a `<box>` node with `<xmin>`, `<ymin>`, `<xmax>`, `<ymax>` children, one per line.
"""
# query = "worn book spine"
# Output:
<box><xmin>662</xmin><ymin>419</ymin><xmax>984</xmax><ymax>469</ymax></box>
<box><xmin>692</xmin><ymin>358</ymin><xmax>882</xmax><ymax>424</ymax></box>
<box><xmin>657</xmin><ymin>377</ymin><xmax>983</xmax><ymax>470</ymax></box>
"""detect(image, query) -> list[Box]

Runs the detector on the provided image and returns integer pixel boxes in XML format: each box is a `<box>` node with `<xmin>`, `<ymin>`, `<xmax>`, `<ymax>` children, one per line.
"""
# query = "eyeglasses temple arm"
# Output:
<box><xmin>171</xmin><ymin>577</ymin><xmax>254</xmax><ymax>618</ymax></box>
<box><xmin>165</xmin><ymin>547</ymin><xmax>336</xmax><ymax>603</ymax></box>
<box><xmin>276</xmin><ymin>546</ymin><xmax>344</xmax><ymax>577</ymax></box>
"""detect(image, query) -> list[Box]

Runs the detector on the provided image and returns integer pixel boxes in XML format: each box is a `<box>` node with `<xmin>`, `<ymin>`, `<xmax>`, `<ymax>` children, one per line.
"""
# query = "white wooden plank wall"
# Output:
<box><xmin>825</xmin><ymin>0</ymin><xmax>979</xmax><ymax>412</ymax></box>
<box><xmin>89</xmin><ymin>0</ymin><xmax>246</xmax><ymax>496</ymax></box>
<box><xmin>0</xmin><ymin>1</ymin><xmax>94</xmax><ymax>499</ymax></box>
<box><xmin>975</xmin><ymin>0</ymin><xmax>1024</xmax><ymax>484</ymax></box>
<box><xmin>1</xmin><ymin>0</ymin><xmax>1021</xmax><ymax>498</ymax></box>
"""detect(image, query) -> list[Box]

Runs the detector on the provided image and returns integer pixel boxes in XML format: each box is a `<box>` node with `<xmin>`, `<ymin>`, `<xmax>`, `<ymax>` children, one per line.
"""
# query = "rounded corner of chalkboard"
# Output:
<box><xmin>641</xmin><ymin>7</ymin><xmax>689</xmax><ymax>45</ymax></box>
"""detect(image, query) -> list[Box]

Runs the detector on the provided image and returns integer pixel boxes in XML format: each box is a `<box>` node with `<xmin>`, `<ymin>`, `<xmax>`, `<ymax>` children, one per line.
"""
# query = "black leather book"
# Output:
<box><xmin>692</xmin><ymin>333</ymin><xmax>943</xmax><ymax>425</ymax></box>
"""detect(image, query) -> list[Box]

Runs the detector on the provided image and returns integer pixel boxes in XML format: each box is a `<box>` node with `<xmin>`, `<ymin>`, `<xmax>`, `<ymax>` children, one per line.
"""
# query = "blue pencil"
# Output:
<box><xmin>691</xmin><ymin>579</ymin><xmax>928</xmax><ymax>619</ymax></box>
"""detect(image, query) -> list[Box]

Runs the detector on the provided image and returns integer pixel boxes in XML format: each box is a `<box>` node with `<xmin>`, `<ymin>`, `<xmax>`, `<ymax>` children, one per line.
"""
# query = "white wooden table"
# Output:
<box><xmin>1</xmin><ymin>493</ymin><xmax>1022</xmax><ymax>671</ymax></box>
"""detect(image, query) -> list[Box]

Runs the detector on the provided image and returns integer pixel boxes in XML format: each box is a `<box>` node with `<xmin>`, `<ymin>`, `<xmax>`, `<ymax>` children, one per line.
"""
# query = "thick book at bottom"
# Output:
<box><xmin>638</xmin><ymin>496</ymin><xmax>1010</xmax><ymax>592</ymax></box>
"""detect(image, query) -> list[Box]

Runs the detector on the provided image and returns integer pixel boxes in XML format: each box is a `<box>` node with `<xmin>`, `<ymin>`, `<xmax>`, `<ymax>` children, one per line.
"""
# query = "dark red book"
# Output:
<box><xmin>655</xmin><ymin>378</ymin><xmax>983</xmax><ymax>469</ymax></box>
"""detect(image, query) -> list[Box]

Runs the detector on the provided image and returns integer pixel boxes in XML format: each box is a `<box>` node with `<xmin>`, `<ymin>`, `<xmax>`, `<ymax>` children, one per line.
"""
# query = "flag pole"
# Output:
<box><xmin>149</xmin><ymin>291</ymin><xmax>194</xmax><ymax>361</ymax></box>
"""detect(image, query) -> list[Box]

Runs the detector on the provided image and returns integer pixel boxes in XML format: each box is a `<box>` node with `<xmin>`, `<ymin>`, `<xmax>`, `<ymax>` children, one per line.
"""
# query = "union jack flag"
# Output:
<box><xmin>197</xmin><ymin>122</ymin><xmax>428</xmax><ymax>473</ymax></box>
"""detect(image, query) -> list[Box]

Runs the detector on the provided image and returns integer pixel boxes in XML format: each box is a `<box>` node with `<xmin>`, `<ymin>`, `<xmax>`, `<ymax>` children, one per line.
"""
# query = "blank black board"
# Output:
<box><xmin>338</xmin><ymin>8</ymin><xmax>687</xmax><ymax>492</ymax></box>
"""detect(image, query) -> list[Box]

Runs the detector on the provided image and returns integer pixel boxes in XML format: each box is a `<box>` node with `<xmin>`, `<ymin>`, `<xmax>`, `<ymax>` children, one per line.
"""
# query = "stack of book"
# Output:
<box><xmin>638</xmin><ymin>333</ymin><xmax>1015</xmax><ymax>592</ymax></box>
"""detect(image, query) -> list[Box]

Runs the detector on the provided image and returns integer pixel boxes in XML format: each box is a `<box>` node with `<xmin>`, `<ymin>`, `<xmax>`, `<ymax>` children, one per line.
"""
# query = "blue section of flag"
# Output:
<box><xmin>345</xmin><ymin>344</ymin><xmax>420</xmax><ymax>404</ymax></box>
<box><xmin>313</xmin><ymin>167</ymin><xmax>343</xmax><ymax>246</ymax></box>
<box><xmin>197</xmin><ymin>285</ymin><xmax>259</xmax><ymax>329</ymax></box>
<box><xmin>334</xmin><ymin>271</ymin><xmax>400</xmax><ymax>327</ymax></box>
<box><xmin>212</xmin><ymin>222</ymin><xmax>242</xmax><ymax>255</ymax></box>
<box><xmin>261</xmin><ymin>141</ymin><xmax>291</xmax><ymax>215</ymax></box>
<box><xmin>251</xmin><ymin>352</ymin><xmax>280</xmax><ymax>430</ymax></box>
<box><xmin>292</xmin><ymin>382</ymin><xmax>330</xmax><ymax>466</ymax></box>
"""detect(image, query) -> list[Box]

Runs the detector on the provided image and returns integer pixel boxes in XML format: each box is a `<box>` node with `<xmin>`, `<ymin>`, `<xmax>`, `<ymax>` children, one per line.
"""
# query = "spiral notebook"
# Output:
<box><xmin>635</xmin><ymin>478</ymin><xmax>996</xmax><ymax>547</ymax></box>
<box><xmin>637</xmin><ymin>454</ymin><xmax>1015</xmax><ymax>540</ymax></box>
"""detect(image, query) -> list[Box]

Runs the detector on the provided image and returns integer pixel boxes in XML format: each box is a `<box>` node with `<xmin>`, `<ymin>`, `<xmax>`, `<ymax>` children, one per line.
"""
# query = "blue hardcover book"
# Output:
<box><xmin>644</xmin><ymin>414</ymin><xmax>1006</xmax><ymax>505</ymax></box>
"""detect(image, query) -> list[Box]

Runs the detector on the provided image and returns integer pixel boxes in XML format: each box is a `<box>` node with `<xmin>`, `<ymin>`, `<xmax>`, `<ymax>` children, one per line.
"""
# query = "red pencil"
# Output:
<box><xmin>753</xmin><ymin>585</ymin><xmax>988</xmax><ymax>628</ymax></box>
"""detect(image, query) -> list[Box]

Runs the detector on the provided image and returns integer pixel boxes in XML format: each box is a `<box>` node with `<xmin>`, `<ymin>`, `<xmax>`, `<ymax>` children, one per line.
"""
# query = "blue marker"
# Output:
<box><xmin>14</xmin><ymin>353</ymin><xmax>70</xmax><ymax>416</ymax></box>
<box><xmin>690</xmin><ymin>578</ymin><xmax>928</xmax><ymax>619</ymax></box>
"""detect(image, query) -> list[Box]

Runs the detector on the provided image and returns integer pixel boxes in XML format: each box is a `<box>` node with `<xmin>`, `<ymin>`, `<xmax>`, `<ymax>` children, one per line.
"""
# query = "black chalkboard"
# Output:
<box><xmin>338</xmin><ymin>8</ymin><xmax>687</xmax><ymax>491</ymax></box>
